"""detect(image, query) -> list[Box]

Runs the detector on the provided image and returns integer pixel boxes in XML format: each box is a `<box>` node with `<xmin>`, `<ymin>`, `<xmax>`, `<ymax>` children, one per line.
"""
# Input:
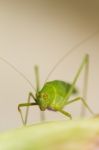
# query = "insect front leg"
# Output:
<box><xmin>18</xmin><ymin>102</ymin><xmax>37</xmax><ymax>125</ymax></box>
<box><xmin>66</xmin><ymin>97</ymin><xmax>94</xmax><ymax>115</ymax></box>
<box><xmin>18</xmin><ymin>92</ymin><xmax>36</xmax><ymax>125</ymax></box>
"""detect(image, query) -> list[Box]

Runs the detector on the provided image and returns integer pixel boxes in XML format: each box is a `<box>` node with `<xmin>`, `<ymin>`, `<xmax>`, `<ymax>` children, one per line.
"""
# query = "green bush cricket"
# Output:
<box><xmin>0</xmin><ymin>30</ymin><xmax>98</xmax><ymax>125</ymax></box>
<box><xmin>18</xmin><ymin>54</ymin><xmax>93</xmax><ymax>125</ymax></box>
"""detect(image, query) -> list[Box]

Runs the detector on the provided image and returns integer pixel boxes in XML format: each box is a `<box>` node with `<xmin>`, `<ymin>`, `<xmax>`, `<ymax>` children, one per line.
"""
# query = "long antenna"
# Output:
<box><xmin>0</xmin><ymin>57</ymin><xmax>36</xmax><ymax>91</ymax></box>
<box><xmin>45</xmin><ymin>29</ymin><xmax>99</xmax><ymax>83</ymax></box>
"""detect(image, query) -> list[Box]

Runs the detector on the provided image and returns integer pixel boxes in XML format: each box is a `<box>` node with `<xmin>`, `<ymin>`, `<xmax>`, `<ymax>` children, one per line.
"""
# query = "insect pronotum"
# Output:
<box><xmin>0</xmin><ymin>30</ymin><xmax>98</xmax><ymax>125</ymax></box>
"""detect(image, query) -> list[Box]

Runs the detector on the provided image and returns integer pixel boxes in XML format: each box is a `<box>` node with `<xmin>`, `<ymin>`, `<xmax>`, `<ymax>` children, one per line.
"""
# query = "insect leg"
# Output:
<box><xmin>81</xmin><ymin>54</ymin><xmax>89</xmax><ymax>116</ymax></box>
<box><xmin>34</xmin><ymin>66</ymin><xmax>45</xmax><ymax>121</ymax></box>
<box><xmin>65</xmin><ymin>54</ymin><xmax>89</xmax><ymax>102</ymax></box>
<box><xmin>19</xmin><ymin>92</ymin><xmax>36</xmax><ymax>125</ymax></box>
<box><xmin>66</xmin><ymin>97</ymin><xmax>94</xmax><ymax>115</ymax></box>
<box><xmin>59</xmin><ymin>109</ymin><xmax>72</xmax><ymax>119</ymax></box>
<box><xmin>18</xmin><ymin>102</ymin><xmax>37</xmax><ymax>125</ymax></box>
<box><xmin>35</xmin><ymin>65</ymin><xmax>40</xmax><ymax>93</ymax></box>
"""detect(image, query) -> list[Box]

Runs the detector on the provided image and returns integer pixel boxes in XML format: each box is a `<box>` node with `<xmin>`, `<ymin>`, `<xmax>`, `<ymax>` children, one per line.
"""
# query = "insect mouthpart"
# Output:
<box><xmin>37</xmin><ymin>92</ymin><xmax>49</xmax><ymax>111</ymax></box>
<box><xmin>39</xmin><ymin>106</ymin><xmax>46</xmax><ymax>111</ymax></box>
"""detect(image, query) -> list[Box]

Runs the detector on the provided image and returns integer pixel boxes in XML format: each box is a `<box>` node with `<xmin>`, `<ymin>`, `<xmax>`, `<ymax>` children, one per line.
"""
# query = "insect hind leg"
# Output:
<box><xmin>66</xmin><ymin>97</ymin><xmax>94</xmax><ymax>115</ymax></box>
<box><xmin>64</xmin><ymin>54</ymin><xmax>92</xmax><ymax>117</ymax></box>
<box><xmin>81</xmin><ymin>54</ymin><xmax>89</xmax><ymax>116</ymax></box>
<box><xmin>34</xmin><ymin>66</ymin><xmax>45</xmax><ymax>121</ymax></box>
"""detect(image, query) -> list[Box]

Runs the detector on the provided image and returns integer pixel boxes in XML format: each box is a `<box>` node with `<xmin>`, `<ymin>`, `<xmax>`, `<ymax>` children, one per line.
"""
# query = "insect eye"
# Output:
<box><xmin>42</xmin><ymin>93</ymin><xmax>48</xmax><ymax>100</ymax></box>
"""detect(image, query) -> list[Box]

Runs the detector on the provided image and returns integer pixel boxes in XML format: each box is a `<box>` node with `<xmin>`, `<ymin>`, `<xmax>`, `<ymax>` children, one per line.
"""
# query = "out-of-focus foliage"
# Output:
<box><xmin>0</xmin><ymin>119</ymin><xmax>99</xmax><ymax>150</ymax></box>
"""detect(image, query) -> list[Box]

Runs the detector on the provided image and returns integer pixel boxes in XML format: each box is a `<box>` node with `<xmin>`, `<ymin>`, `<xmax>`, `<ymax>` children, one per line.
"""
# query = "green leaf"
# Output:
<box><xmin>0</xmin><ymin>119</ymin><xmax>99</xmax><ymax>150</ymax></box>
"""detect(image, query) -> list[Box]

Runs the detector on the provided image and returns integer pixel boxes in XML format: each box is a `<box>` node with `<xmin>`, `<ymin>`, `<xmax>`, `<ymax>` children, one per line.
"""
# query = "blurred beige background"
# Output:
<box><xmin>0</xmin><ymin>0</ymin><xmax>99</xmax><ymax>131</ymax></box>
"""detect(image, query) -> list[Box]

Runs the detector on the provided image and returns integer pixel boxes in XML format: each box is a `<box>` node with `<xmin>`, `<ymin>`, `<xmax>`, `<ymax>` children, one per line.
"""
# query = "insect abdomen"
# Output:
<box><xmin>46</xmin><ymin>80</ymin><xmax>77</xmax><ymax>110</ymax></box>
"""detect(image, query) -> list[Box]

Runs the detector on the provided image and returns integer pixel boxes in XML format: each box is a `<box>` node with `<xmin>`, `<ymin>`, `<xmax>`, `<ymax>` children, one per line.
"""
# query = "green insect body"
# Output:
<box><xmin>37</xmin><ymin>80</ymin><xmax>77</xmax><ymax>111</ymax></box>
<box><xmin>17</xmin><ymin>54</ymin><xmax>95</xmax><ymax>125</ymax></box>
